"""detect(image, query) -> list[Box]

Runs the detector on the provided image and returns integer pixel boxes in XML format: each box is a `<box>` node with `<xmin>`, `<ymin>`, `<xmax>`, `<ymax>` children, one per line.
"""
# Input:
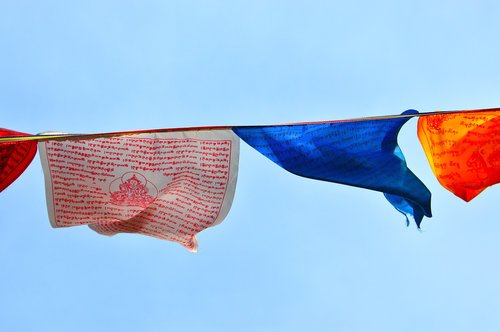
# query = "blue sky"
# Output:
<box><xmin>1</xmin><ymin>1</ymin><xmax>499</xmax><ymax>331</ymax></box>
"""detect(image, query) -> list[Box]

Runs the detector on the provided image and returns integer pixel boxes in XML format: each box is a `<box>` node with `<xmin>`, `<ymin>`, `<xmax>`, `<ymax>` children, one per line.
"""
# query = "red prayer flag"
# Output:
<box><xmin>38</xmin><ymin>130</ymin><xmax>239</xmax><ymax>251</ymax></box>
<box><xmin>0</xmin><ymin>129</ymin><xmax>37</xmax><ymax>192</ymax></box>
<box><xmin>417</xmin><ymin>109</ymin><xmax>500</xmax><ymax>201</ymax></box>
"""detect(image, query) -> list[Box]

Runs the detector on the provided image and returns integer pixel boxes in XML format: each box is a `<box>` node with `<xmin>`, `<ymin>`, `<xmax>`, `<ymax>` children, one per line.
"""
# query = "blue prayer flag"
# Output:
<box><xmin>233</xmin><ymin>110</ymin><xmax>432</xmax><ymax>227</ymax></box>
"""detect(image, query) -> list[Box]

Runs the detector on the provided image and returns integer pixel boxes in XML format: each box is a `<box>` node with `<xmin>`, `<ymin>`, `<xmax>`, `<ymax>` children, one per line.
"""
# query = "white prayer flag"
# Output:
<box><xmin>39</xmin><ymin>130</ymin><xmax>239</xmax><ymax>251</ymax></box>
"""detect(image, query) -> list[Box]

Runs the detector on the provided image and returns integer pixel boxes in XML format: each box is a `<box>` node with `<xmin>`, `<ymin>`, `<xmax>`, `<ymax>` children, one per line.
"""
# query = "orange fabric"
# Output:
<box><xmin>417</xmin><ymin>110</ymin><xmax>500</xmax><ymax>201</ymax></box>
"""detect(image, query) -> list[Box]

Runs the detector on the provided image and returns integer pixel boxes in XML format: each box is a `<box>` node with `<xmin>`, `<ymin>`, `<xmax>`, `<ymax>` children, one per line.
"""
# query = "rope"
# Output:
<box><xmin>0</xmin><ymin>108</ymin><xmax>498</xmax><ymax>143</ymax></box>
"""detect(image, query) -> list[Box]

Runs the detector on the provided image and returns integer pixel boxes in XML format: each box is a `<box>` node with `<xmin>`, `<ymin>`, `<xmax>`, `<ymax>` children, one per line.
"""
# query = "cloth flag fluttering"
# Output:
<box><xmin>38</xmin><ymin>130</ymin><xmax>239</xmax><ymax>251</ymax></box>
<box><xmin>233</xmin><ymin>110</ymin><xmax>432</xmax><ymax>227</ymax></box>
<box><xmin>0</xmin><ymin>128</ymin><xmax>38</xmax><ymax>192</ymax></box>
<box><xmin>417</xmin><ymin>109</ymin><xmax>500</xmax><ymax>201</ymax></box>
<box><xmin>1</xmin><ymin>108</ymin><xmax>498</xmax><ymax>249</ymax></box>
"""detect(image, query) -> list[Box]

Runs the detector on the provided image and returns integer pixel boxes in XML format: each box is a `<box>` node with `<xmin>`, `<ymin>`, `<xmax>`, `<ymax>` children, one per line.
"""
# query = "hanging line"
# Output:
<box><xmin>0</xmin><ymin>108</ymin><xmax>498</xmax><ymax>143</ymax></box>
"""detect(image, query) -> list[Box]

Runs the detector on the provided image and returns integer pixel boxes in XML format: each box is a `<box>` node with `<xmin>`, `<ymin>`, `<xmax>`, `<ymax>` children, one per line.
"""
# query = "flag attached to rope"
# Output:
<box><xmin>0</xmin><ymin>128</ymin><xmax>38</xmax><ymax>192</ymax></box>
<box><xmin>418</xmin><ymin>109</ymin><xmax>500</xmax><ymax>201</ymax></box>
<box><xmin>233</xmin><ymin>110</ymin><xmax>432</xmax><ymax>227</ymax></box>
<box><xmin>38</xmin><ymin>130</ymin><xmax>240</xmax><ymax>251</ymax></box>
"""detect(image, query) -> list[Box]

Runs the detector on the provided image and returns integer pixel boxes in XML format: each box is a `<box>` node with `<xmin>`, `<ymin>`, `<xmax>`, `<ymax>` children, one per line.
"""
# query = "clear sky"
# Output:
<box><xmin>1</xmin><ymin>1</ymin><xmax>499</xmax><ymax>331</ymax></box>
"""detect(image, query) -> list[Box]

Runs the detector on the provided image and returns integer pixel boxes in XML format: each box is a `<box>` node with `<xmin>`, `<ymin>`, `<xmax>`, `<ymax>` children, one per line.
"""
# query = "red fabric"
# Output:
<box><xmin>0</xmin><ymin>129</ymin><xmax>37</xmax><ymax>192</ymax></box>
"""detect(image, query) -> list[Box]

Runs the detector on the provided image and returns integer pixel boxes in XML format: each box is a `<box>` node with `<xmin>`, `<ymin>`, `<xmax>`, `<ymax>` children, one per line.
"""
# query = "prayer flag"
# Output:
<box><xmin>0</xmin><ymin>128</ymin><xmax>37</xmax><ymax>192</ymax></box>
<box><xmin>233</xmin><ymin>110</ymin><xmax>432</xmax><ymax>227</ymax></box>
<box><xmin>38</xmin><ymin>130</ymin><xmax>239</xmax><ymax>251</ymax></box>
<box><xmin>417</xmin><ymin>109</ymin><xmax>500</xmax><ymax>201</ymax></box>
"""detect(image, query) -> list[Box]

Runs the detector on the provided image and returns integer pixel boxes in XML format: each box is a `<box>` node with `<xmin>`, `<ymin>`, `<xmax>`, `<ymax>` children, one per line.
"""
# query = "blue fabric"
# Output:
<box><xmin>233</xmin><ymin>110</ymin><xmax>432</xmax><ymax>227</ymax></box>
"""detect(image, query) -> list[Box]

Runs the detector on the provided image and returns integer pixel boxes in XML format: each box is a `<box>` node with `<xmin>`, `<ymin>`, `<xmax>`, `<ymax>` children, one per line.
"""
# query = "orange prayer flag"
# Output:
<box><xmin>417</xmin><ymin>109</ymin><xmax>500</xmax><ymax>201</ymax></box>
